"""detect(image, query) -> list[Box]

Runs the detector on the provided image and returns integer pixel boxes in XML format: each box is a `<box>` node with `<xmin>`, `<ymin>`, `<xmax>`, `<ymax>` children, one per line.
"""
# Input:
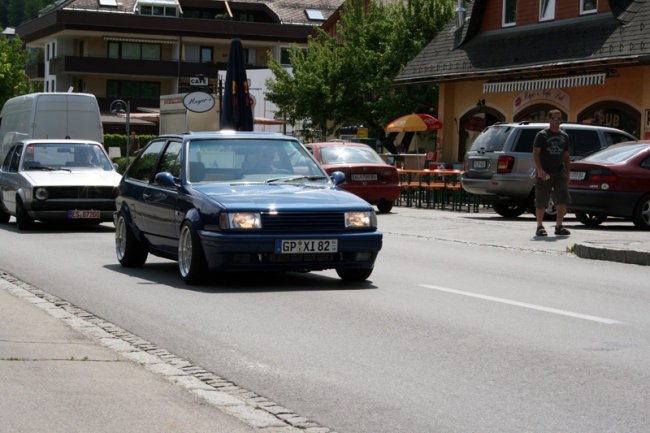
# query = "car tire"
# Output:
<box><xmin>178</xmin><ymin>222</ymin><xmax>207</xmax><ymax>284</ymax></box>
<box><xmin>0</xmin><ymin>206</ymin><xmax>10</xmax><ymax>224</ymax></box>
<box><xmin>335</xmin><ymin>267</ymin><xmax>373</xmax><ymax>282</ymax></box>
<box><xmin>15</xmin><ymin>197</ymin><xmax>34</xmax><ymax>230</ymax></box>
<box><xmin>115</xmin><ymin>211</ymin><xmax>148</xmax><ymax>267</ymax></box>
<box><xmin>493</xmin><ymin>200</ymin><xmax>527</xmax><ymax>218</ymax></box>
<box><xmin>575</xmin><ymin>211</ymin><xmax>606</xmax><ymax>227</ymax></box>
<box><xmin>632</xmin><ymin>193</ymin><xmax>650</xmax><ymax>230</ymax></box>
<box><xmin>527</xmin><ymin>195</ymin><xmax>557</xmax><ymax>220</ymax></box>
<box><xmin>377</xmin><ymin>200</ymin><xmax>393</xmax><ymax>214</ymax></box>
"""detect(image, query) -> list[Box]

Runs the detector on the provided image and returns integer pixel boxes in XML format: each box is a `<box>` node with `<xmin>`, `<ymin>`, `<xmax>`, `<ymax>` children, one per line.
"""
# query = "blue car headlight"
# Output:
<box><xmin>345</xmin><ymin>211</ymin><xmax>376</xmax><ymax>228</ymax></box>
<box><xmin>219</xmin><ymin>212</ymin><xmax>262</xmax><ymax>230</ymax></box>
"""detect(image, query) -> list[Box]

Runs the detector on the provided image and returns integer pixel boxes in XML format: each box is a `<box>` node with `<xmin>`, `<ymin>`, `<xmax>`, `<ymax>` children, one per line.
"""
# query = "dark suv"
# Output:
<box><xmin>461</xmin><ymin>122</ymin><xmax>636</xmax><ymax>218</ymax></box>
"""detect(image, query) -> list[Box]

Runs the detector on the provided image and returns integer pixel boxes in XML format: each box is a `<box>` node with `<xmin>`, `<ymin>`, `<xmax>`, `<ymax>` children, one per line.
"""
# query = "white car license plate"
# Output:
<box><xmin>472</xmin><ymin>160</ymin><xmax>487</xmax><ymax>169</ymax></box>
<box><xmin>68</xmin><ymin>210</ymin><xmax>101</xmax><ymax>219</ymax></box>
<box><xmin>277</xmin><ymin>239</ymin><xmax>338</xmax><ymax>254</ymax></box>
<box><xmin>570</xmin><ymin>171</ymin><xmax>586</xmax><ymax>181</ymax></box>
<box><xmin>351</xmin><ymin>173</ymin><xmax>378</xmax><ymax>181</ymax></box>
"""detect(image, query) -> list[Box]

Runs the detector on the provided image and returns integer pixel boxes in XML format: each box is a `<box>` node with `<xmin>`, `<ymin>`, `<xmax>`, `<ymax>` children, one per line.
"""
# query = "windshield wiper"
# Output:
<box><xmin>29</xmin><ymin>166</ymin><xmax>71</xmax><ymax>172</ymax></box>
<box><xmin>266</xmin><ymin>175</ymin><xmax>327</xmax><ymax>184</ymax></box>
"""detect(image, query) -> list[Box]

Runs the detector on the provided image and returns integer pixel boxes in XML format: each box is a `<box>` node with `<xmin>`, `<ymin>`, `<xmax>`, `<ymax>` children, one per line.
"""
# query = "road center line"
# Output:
<box><xmin>418</xmin><ymin>284</ymin><xmax>622</xmax><ymax>325</ymax></box>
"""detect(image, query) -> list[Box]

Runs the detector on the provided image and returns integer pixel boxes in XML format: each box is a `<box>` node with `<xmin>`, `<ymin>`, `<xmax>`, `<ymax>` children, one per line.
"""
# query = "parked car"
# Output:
<box><xmin>114</xmin><ymin>131</ymin><xmax>383</xmax><ymax>284</ymax></box>
<box><xmin>305</xmin><ymin>141</ymin><xmax>400</xmax><ymax>213</ymax></box>
<box><xmin>0</xmin><ymin>139</ymin><xmax>121</xmax><ymax>229</ymax></box>
<box><xmin>461</xmin><ymin>122</ymin><xmax>636</xmax><ymax>218</ymax></box>
<box><xmin>568</xmin><ymin>141</ymin><xmax>650</xmax><ymax>229</ymax></box>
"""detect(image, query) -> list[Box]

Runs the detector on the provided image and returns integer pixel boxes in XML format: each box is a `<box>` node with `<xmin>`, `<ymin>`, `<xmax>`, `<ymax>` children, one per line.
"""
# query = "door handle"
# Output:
<box><xmin>142</xmin><ymin>192</ymin><xmax>151</xmax><ymax>200</ymax></box>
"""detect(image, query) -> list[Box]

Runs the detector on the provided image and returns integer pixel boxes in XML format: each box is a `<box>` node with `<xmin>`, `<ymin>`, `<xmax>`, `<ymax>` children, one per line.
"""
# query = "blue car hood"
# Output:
<box><xmin>194</xmin><ymin>182</ymin><xmax>370</xmax><ymax>210</ymax></box>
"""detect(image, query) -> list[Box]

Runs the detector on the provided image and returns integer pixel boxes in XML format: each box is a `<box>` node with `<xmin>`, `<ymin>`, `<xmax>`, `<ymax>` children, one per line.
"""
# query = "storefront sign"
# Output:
<box><xmin>183</xmin><ymin>92</ymin><xmax>215</xmax><ymax>113</ymax></box>
<box><xmin>513</xmin><ymin>89</ymin><xmax>569</xmax><ymax>114</ymax></box>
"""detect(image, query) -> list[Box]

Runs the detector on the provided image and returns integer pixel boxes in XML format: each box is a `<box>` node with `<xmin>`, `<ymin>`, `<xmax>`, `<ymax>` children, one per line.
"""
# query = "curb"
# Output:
<box><xmin>573</xmin><ymin>241</ymin><xmax>650</xmax><ymax>266</ymax></box>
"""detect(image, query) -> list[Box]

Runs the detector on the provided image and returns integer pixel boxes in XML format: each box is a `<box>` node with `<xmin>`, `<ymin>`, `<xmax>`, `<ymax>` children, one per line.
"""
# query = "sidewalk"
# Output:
<box><xmin>381</xmin><ymin>206</ymin><xmax>650</xmax><ymax>266</ymax></box>
<box><xmin>0</xmin><ymin>276</ymin><xmax>314</xmax><ymax>433</ymax></box>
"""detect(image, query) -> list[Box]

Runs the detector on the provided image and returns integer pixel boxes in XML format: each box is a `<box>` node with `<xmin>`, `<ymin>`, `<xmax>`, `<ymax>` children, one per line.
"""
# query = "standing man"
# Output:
<box><xmin>532</xmin><ymin>109</ymin><xmax>571</xmax><ymax>237</ymax></box>
<box><xmin>129</xmin><ymin>131</ymin><xmax>141</xmax><ymax>155</ymax></box>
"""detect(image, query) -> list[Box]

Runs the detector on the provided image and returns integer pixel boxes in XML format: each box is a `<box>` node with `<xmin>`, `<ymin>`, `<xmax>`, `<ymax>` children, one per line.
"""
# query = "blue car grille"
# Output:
<box><xmin>261</xmin><ymin>212</ymin><xmax>345</xmax><ymax>233</ymax></box>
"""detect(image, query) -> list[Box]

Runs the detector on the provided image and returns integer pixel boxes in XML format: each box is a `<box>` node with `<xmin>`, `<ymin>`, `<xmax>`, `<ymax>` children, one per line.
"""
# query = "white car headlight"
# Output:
<box><xmin>219</xmin><ymin>212</ymin><xmax>262</xmax><ymax>230</ymax></box>
<box><xmin>345</xmin><ymin>211</ymin><xmax>376</xmax><ymax>228</ymax></box>
<box><xmin>34</xmin><ymin>188</ymin><xmax>49</xmax><ymax>200</ymax></box>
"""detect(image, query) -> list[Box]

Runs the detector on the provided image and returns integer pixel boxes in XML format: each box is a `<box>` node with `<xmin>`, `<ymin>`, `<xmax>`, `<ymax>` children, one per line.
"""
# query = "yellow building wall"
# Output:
<box><xmin>438</xmin><ymin>66</ymin><xmax>650</xmax><ymax>162</ymax></box>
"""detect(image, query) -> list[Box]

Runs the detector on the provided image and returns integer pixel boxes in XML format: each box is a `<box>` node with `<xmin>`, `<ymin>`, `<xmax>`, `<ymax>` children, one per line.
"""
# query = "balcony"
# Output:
<box><xmin>48</xmin><ymin>56</ymin><xmax>233</xmax><ymax>79</ymax></box>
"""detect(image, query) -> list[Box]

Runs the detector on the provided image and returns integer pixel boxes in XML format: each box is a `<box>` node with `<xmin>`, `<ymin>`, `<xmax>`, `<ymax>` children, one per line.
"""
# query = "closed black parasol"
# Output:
<box><xmin>220</xmin><ymin>39</ymin><xmax>254</xmax><ymax>131</ymax></box>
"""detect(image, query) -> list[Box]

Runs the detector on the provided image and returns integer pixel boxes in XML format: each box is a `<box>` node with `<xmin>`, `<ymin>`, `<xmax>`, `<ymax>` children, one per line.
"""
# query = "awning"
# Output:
<box><xmin>103</xmin><ymin>36</ymin><xmax>177</xmax><ymax>45</ymax></box>
<box><xmin>483</xmin><ymin>72</ymin><xmax>606</xmax><ymax>93</ymax></box>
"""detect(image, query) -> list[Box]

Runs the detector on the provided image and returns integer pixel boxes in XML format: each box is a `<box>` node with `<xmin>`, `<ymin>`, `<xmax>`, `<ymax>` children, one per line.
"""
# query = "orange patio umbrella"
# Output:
<box><xmin>385</xmin><ymin>113</ymin><xmax>442</xmax><ymax>133</ymax></box>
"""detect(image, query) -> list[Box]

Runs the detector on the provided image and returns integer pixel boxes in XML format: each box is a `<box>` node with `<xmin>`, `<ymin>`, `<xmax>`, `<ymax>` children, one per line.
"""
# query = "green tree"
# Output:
<box><xmin>0</xmin><ymin>35</ymin><xmax>35</xmax><ymax>107</ymax></box>
<box><xmin>266</xmin><ymin>0</ymin><xmax>454</xmax><ymax>144</ymax></box>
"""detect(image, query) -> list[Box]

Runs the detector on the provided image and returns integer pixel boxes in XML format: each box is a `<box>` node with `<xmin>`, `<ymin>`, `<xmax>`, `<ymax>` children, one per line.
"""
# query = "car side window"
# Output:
<box><xmin>567</xmin><ymin>130</ymin><xmax>599</xmax><ymax>158</ymax></box>
<box><xmin>158</xmin><ymin>141</ymin><xmax>182</xmax><ymax>179</ymax></box>
<box><xmin>512</xmin><ymin>129</ymin><xmax>540</xmax><ymax>153</ymax></box>
<box><xmin>2</xmin><ymin>145</ymin><xmax>17</xmax><ymax>172</ymax></box>
<box><xmin>127</xmin><ymin>140</ymin><xmax>166</xmax><ymax>182</ymax></box>
<box><xmin>641</xmin><ymin>156</ymin><xmax>650</xmax><ymax>169</ymax></box>
<box><xmin>603</xmin><ymin>131</ymin><xmax>635</xmax><ymax>146</ymax></box>
<box><xmin>6</xmin><ymin>145</ymin><xmax>22</xmax><ymax>173</ymax></box>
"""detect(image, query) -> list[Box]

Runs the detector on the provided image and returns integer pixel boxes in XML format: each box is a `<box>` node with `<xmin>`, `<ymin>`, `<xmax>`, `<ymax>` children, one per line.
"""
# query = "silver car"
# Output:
<box><xmin>0</xmin><ymin>139</ymin><xmax>122</xmax><ymax>229</ymax></box>
<box><xmin>461</xmin><ymin>122</ymin><xmax>636</xmax><ymax>218</ymax></box>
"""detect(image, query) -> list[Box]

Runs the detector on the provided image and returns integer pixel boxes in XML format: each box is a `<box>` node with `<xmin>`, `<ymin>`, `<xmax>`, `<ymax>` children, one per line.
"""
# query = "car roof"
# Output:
<box><xmin>307</xmin><ymin>141</ymin><xmax>370</xmax><ymax>148</ymax></box>
<box><xmin>488</xmin><ymin>122</ymin><xmax>634</xmax><ymax>132</ymax></box>
<box><xmin>18</xmin><ymin>139</ymin><xmax>103</xmax><ymax>145</ymax></box>
<box><xmin>157</xmin><ymin>130</ymin><xmax>295</xmax><ymax>140</ymax></box>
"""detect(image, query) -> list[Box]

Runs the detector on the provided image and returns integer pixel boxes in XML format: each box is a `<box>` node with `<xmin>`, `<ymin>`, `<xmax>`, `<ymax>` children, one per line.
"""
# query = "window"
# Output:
<box><xmin>122</xmin><ymin>43</ymin><xmax>141</xmax><ymax>60</ymax></box>
<box><xmin>244</xmin><ymin>48</ymin><xmax>256</xmax><ymax>66</ymax></box>
<box><xmin>107</xmin><ymin>80</ymin><xmax>161</xmax><ymax>99</ymax></box>
<box><xmin>503</xmin><ymin>0</ymin><xmax>516</xmax><ymax>26</ymax></box>
<box><xmin>137</xmin><ymin>0</ymin><xmax>179</xmax><ymax>17</ymax></box>
<box><xmin>200</xmin><ymin>46</ymin><xmax>213</xmax><ymax>63</ymax></box>
<box><xmin>581</xmin><ymin>0</ymin><xmax>597</xmax><ymax>14</ymax></box>
<box><xmin>107</xmin><ymin>42</ymin><xmax>161</xmax><ymax>61</ymax></box>
<box><xmin>98</xmin><ymin>0</ymin><xmax>118</xmax><ymax>6</ymax></box>
<box><xmin>305</xmin><ymin>9</ymin><xmax>325</xmax><ymax>21</ymax></box>
<box><xmin>280</xmin><ymin>48</ymin><xmax>291</xmax><ymax>66</ymax></box>
<box><xmin>142</xmin><ymin>44</ymin><xmax>161</xmax><ymax>60</ymax></box>
<box><xmin>539</xmin><ymin>0</ymin><xmax>554</xmax><ymax>21</ymax></box>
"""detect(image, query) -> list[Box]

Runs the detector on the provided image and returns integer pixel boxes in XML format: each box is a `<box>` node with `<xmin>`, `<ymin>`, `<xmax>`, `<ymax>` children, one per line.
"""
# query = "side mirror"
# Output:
<box><xmin>154</xmin><ymin>172</ymin><xmax>177</xmax><ymax>187</ymax></box>
<box><xmin>330</xmin><ymin>171</ymin><xmax>346</xmax><ymax>186</ymax></box>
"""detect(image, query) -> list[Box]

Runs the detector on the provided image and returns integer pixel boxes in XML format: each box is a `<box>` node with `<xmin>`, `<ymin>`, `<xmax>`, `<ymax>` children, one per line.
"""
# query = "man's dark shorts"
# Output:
<box><xmin>535</xmin><ymin>171</ymin><xmax>570</xmax><ymax>208</ymax></box>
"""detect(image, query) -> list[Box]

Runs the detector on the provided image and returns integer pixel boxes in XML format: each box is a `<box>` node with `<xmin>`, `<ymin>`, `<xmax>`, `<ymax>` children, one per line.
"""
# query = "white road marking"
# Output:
<box><xmin>418</xmin><ymin>284</ymin><xmax>622</xmax><ymax>325</ymax></box>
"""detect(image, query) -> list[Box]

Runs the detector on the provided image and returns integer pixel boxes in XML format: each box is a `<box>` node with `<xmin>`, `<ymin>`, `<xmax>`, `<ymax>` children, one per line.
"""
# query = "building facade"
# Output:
<box><xmin>15</xmin><ymin>0</ymin><xmax>342</xmax><ymax>133</ymax></box>
<box><xmin>395</xmin><ymin>0</ymin><xmax>650</xmax><ymax>162</ymax></box>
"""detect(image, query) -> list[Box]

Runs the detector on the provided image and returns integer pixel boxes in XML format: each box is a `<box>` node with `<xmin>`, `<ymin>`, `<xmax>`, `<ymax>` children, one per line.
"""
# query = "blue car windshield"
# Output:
<box><xmin>187</xmin><ymin>138</ymin><xmax>327</xmax><ymax>183</ymax></box>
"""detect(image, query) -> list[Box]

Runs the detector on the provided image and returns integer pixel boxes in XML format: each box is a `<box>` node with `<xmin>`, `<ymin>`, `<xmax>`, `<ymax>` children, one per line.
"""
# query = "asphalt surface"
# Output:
<box><xmin>1</xmin><ymin>207</ymin><xmax>647</xmax><ymax>433</ymax></box>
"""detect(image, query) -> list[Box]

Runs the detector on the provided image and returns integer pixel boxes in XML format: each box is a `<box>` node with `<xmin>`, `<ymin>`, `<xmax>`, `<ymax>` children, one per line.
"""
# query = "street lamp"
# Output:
<box><xmin>109</xmin><ymin>99</ymin><xmax>131</xmax><ymax>157</ymax></box>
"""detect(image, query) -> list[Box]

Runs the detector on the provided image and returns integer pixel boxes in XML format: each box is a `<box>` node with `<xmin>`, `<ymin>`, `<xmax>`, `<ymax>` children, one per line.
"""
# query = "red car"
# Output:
<box><xmin>306</xmin><ymin>141</ymin><xmax>400</xmax><ymax>213</ymax></box>
<box><xmin>568</xmin><ymin>141</ymin><xmax>650</xmax><ymax>229</ymax></box>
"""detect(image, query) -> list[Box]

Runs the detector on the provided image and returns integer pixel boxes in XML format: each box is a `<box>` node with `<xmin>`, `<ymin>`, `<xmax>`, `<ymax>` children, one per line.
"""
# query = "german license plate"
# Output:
<box><xmin>472</xmin><ymin>160</ymin><xmax>487</xmax><ymax>169</ymax></box>
<box><xmin>276</xmin><ymin>239</ymin><xmax>338</xmax><ymax>254</ymax></box>
<box><xmin>570</xmin><ymin>171</ymin><xmax>586</xmax><ymax>181</ymax></box>
<box><xmin>68</xmin><ymin>209</ymin><xmax>100</xmax><ymax>219</ymax></box>
<box><xmin>351</xmin><ymin>173</ymin><xmax>378</xmax><ymax>181</ymax></box>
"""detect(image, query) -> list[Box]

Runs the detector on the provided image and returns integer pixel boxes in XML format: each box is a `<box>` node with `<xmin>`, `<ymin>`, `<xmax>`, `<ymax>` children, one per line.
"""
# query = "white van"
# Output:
<box><xmin>0</xmin><ymin>92</ymin><xmax>104</xmax><ymax>158</ymax></box>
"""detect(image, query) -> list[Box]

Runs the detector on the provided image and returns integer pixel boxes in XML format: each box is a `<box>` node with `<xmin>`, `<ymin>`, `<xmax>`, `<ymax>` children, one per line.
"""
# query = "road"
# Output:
<box><xmin>1</xmin><ymin>209</ymin><xmax>648</xmax><ymax>433</ymax></box>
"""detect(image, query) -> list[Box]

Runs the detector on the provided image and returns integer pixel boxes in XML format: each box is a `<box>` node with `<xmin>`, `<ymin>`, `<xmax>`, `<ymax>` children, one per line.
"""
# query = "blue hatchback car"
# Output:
<box><xmin>114</xmin><ymin>131</ymin><xmax>382</xmax><ymax>284</ymax></box>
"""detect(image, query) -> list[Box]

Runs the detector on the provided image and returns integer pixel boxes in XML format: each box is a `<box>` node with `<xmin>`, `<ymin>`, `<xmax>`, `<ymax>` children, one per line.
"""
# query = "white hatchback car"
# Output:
<box><xmin>0</xmin><ymin>139</ymin><xmax>122</xmax><ymax>229</ymax></box>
